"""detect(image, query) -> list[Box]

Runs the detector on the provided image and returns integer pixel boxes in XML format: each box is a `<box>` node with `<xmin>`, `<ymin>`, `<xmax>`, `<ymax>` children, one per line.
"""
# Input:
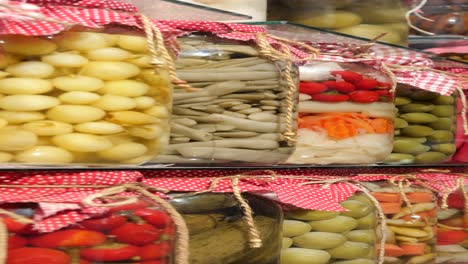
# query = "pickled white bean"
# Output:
<box><xmin>145</xmin><ymin>105</ymin><xmax>169</xmax><ymax>118</ymax></box>
<box><xmin>42</xmin><ymin>53</ymin><xmax>89</xmax><ymax>68</ymax></box>
<box><xmin>134</xmin><ymin>96</ymin><xmax>156</xmax><ymax>109</ymax></box>
<box><xmin>126</xmin><ymin>54</ymin><xmax>152</xmax><ymax>68</ymax></box>
<box><xmin>99</xmin><ymin>80</ymin><xmax>149</xmax><ymax>97</ymax></box>
<box><xmin>22</xmin><ymin>120</ymin><xmax>73</xmax><ymax>136</ymax></box>
<box><xmin>98</xmin><ymin>142</ymin><xmax>147</xmax><ymax>161</ymax></box>
<box><xmin>0</xmin><ymin>78</ymin><xmax>53</xmax><ymax>94</ymax></box>
<box><xmin>0</xmin><ymin>152</ymin><xmax>13</xmax><ymax>162</ymax></box>
<box><xmin>92</xmin><ymin>95</ymin><xmax>136</xmax><ymax>111</ymax></box>
<box><xmin>107</xmin><ymin>111</ymin><xmax>160</xmax><ymax>125</ymax></box>
<box><xmin>0</xmin><ymin>35</ymin><xmax>57</xmax><ymax>55</ymax></box>
<box><xmin>15</xmin><ymin>146</ymin><xmax>74</xmax><ymax>163</ymax></box>
<box><xmin>86</xmin><ymin>47</ymin><xmax>132</xmax><ymax>61</ymax></box>
<box><xmin>52</xmin><ymin>133</ymin><xmax>112</xmax><ymax>152</ymax></box>
<box><xmin>75</xmin><ymin>122</ymin><xmax>124</xmax><ymax>135</ymax></box>
<box><xmin>6</xmin><ymin>61</ymin><xmax>54</xmax><ymax>78</ymax></box>
<box><xmin>0</xmin><ymin>95</ymin><xmax>59</xmax><ymax>111</ymax></box>
<box><xmin>56</xmin><ymin>32</ymin><xmax>109</xmax><ymax>51</ymax></box>
<box><xmin>59</xmin><ymin>91</ymin><xmax>101</xmax><ymax>104</ymax></box>
<box><xmin>53</xmin><ymin>76</ymin><xmax>104</xmax><ymax>92</ymax></box>
<box><xmin>117</xmin><ymin>35</ymin><xmax>148</xmax><ymax>52</ymax></box>
<box><xmin>81</xmin><ymin>62</ymin><xmax>140</xmax><ymax>81</ymax></box>
<box><xmin>0</xmin><ymin>111</ymin><xmax>45</xmax><ymax>124</ymax></box>
<box><xmin>128</xmin><ymin>125</ymin><xmax>163</xmax><ymax>139</ymax></box>
<box><xmin>0</xmin><ymin>130</ymin><xmax>37</xmax><ymax>151</ymax></box>
<box><xmin>47</xmin><ymin>105</ymin><xmax>105</xmax><ymax>123</ymax></box>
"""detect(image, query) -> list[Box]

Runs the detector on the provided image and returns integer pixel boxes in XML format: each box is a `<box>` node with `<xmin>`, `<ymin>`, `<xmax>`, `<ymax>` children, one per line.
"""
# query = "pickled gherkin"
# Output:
<box><xmin>385</xmin><ymin>84</ymin><xmax>456</xmax><ymax>164</ymax></box>
<box><xmin>282</xmin><ymin>194</ymin><xmax>377</xmax><ymax>264</ymax></box>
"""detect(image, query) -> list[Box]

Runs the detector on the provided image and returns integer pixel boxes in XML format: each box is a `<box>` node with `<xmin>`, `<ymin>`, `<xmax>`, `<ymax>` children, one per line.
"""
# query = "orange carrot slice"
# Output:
<box><xmin>371</xmin><ymin>118</ymin><xmax>392</xmax><ymax>133</ymax></box>
<box><xmin>372</xmin><ymin>192</ymin><xmax>402</xmax><ymax>203</ymax></box>
<box><xmin>440</xmin><ymin>216</ymin><xmax>465</xmax><ymax>228</ymax></box>
<box><xmin>343</xmin><ymin>116</ymin><xmax>375</xmax><ymax>133</ymax></box>
<box><xmin>399</xmin><ymin>243</ymin><xmax>427</xmax><ymax>255</ymax></box>
<box><xmin>377</xmin><ymin>243</ymin><xmax>405</xmax><ymax>257</ymax></box>
<box><xmin>406</xmin><ymin>192</ymin><xmax>434</xmax><ymax>203</ymax></box>
<box><xmin>381</xmin><ymin>202</ymin><xmax>403</xmax><ymax>214</ymax></box>
<box><xmin>438</xmin><ymin>230</ymin><xmax>467</xmax><ymax>245</ymax></box>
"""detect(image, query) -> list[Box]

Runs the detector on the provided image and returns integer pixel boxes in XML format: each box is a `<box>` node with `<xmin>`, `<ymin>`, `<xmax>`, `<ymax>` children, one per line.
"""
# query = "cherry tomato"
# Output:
<box><xmin>80</xmin><ymin>215</ymin><xmax>127</xmax><ymax>231</ymax></box>
<box><xmin>7</xmin><ymin>247</ymin><xmax>70</xmax><ymax>264</ymax></box>
<box><xmin>139</xmin><ymin>242</ymin><xmax>171</xmax><ymax>260</ymax></box>
<box><xmin>2</xmin><ymin>218</ymin><xmax>30</xmax><ymax>233</ymax></box>
<box><xmin>134</xmin><ymin>209</ymin><xmax>171</xmax><ymax>229</ymax></box>
<box><xmin>110</xmin><ymin>223</ymin><xmax>162</xmax><ymax>246</ymax></box>
<box><xmin>30</xmin><ymin>229</ymin><xmax>106</xmax><ymax>248</ymax></box>
<box><xmin>8</xmin><ymin>235</ymin><xmax>27</xmax><ymax>249</ymax></box>
<box><xmin>80</xmin><ymin>243</ymin><xmax>139</xmax><ymax>262</ymax></box>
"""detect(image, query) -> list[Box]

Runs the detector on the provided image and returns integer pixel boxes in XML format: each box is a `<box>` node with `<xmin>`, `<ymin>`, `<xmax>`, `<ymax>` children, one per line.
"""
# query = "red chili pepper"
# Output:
<box><xmin>299</xmin><ymin>82</ymin><xmax>328</xmax><ymax>95</ymax></box>
<box><xmin>446</xmin><ymin>192</ymin><xmax>464</xmax><ymax>210</ymax></box>
<box><xmin>321</xmin><ymin>81</ymin><xmax>337</xmax><ymax>89</ymax></box>
<box><xmin>110</xmin><ymin>223</ymin><xmax>162</xmax><ymax>246</ymax></box>
<box><xmin>2</xmin><ymin>218</ymin><xmax>30</xmax><ymax>233</ymax></box>
<box><xmin>349</xmin><ymin>90</ymin><xmax>380</xmax><ymax>103</ymax></box>
<box><xmin>108</xmin><ymin>200</ymin><xmax>151</xmax><ymax>213</ymax></box>
<box><xmin>30</xmin><ymin>229</ymin><xmax>106</xmax><ymax>248</ymax></box>
<box><xmin>80</xmin><ymin>243</ymin><xmax>139</xmax><ymax>262</ymax></box>
<box><xmin>378</xmin><ymin>81</ymin><xmax>392</xmax><ymax>89</ymax></box>
<box><xmin>333</xmin><ymin>81</ymin><xmax>355</xmax><ymax>93</ymax></box>
<box><xmin>311</xmin><ymin>93</ymin><xmax>349</xmax><ymax>102</ymax></box>
<box><xmin>356</xmin><ymin>79</ymin><xmax>378</xmax><ymax>90</ymax></box>
<box><xmin>8</xmin><ymin>235</ymin><xmax>27</xmax><ymax>249</ymax></box>
<box><xmin>80</xmin><ymin>215</ymin><xmax>127</xmax><ymax>231</ymax></box>
<box><xmin>134</xmin><ymin>209</ymin><xmax>171</xmax><ymax>229</ymax></box>
<box><xmin>437</xmin><ymin>230</ymin><xmax>467</xmax><ymax>245</ymax></box>
<box><xmin>331</xmin><ymin>70</ymin><xmax>363</xmax><ymax>83</ymax></box>
<box><xmin>7</xmin><ymin>247</ymin><xmax>71</xmax><ymax>264</ymax></box>
<box><xmin>139</xmin><ymin>242</ymin><xmax>171</xmax><ymax>260</ymax></box>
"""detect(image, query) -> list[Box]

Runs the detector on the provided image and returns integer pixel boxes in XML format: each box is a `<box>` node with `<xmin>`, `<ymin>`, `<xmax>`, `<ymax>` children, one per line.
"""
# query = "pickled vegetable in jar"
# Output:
<box><xmin>2</xmin><ymin>198</ymin><xmax>175</xmax><ymax>264</ymax></box>
<box><xmin>286</xmin><ymin>61</ymin><xmax>394</xmax><ymax>165</ymax></box>
<box><xmin>169</xmin><ymin>192</ymin><xmax>283</xmax><ymax>264</ymax></box>
<box><xmin>153</xmin><ymin>34</ymin><xmax>299</xmax><ymax>164</ymax></box>
<box><xmin>281</xmin><ymin>194</ymin><xmax>378</xmax><ymax>264</ymax></box>
<box><xmin>267</xmin><ymin>0</ymin><xmax>409</xmax><ymax>46</ymax></box>
<box><xmin>364</xmin><ymin>182</ymin><xmax>438</xmax><ymax>264</ymax></box>
<box><xmin>0</xmin><ymin>29</ymin><xmax>172</xmax><ymax>166</ymax></box>
<box><xmin>384</xmin><ymin>84</ymin><xmax>457</xmax><ymax>165</ymax></box>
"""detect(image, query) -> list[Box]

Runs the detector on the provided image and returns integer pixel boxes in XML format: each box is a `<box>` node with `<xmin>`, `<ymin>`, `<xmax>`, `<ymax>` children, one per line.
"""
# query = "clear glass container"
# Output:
<box><xmin>0</xmin><ymin>27</ymin><xmax>172</xmax><ymax>166</ymax></box>
<box><xmin>177</xmin><ymin>0</ymin><xmax>266</xmax><ymax>21</ymax></box>
<box><xmin>153</xmin><ymin>34</ymin><xmax>299</xmax><ymax>165</ymax></box>
<box><xmin>267</xmin><ymin>0</ymin><xmax>409</xmax><ymax>46</ymax></box>
<box><xmin>409</xmin><ymin>5</ymin><xmax>467</xmax><ymax>36</ymax></box>
<box><xmin>286</xmin><ymin>61</ymin><xmax>395</xmax><ymax>165</ymax></box>
<box><xmin>384</xmin><ymin>84</ymin><xmax>457</xmax><ymax>165</ymax></box>
<box><xmin>169</xmin><ymin>192</ymin><xmax>283</xmax><ymax>264</ymax></box>
<box><xmin>3</xmin><ymin>198</ymin><xmax>175</xmax><ymax>264</ymax></box>
<box><xmin>281</xmin><ymin>194</ymin><xmax>378</xmax><ymax>264</ymax></box>
<box><xmin>365</xmin><ymin>181</ymin><xmax>438</xmax><ymax>264</ymax></box>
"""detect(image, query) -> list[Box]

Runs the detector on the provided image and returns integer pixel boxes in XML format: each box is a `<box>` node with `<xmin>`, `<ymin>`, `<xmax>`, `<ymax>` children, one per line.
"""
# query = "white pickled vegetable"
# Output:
<box><xmin>47</xmin><ymin>105</ymin><xmax>105</xmax><ymax>123</ymax></box>
<box><xmin>0</xmin><ymin>35</ymin><xmax>57</xmax><ymax>55</ymax></box>
<box><xmin>0</xmin><ymin>111</ymin><xmax>45</xmax><ymax>124</ymax></box>
<box><xmin>56</xmin><ymin>32</ymin><xmax>109</xmax><ymax>51</ymax></box>
<box><xmin>300</xmin><ymin>62</ymin><xmax>344</xmax><ymax>82</ymax></box>
<box><xmin>281</xmin><ymin>248</ymin><xmax>331</xmax><ymax>264</ymax></box>
<box><xmin>42</xmin><ymin>53</ymin><xmax>89</xmax><ymax>68</ymax></box>
<box><xmin>92</xmin><ymin>95</ymin><xmax>136</xmax><ymax>111</ymax></box>
<box><xmin>6</xmin><ymin>61</ymin><xmax>55</xmax><ymax>78</ymax></box>
<box><xmin>0</xmin><ymin>130</ymin><xmax>37</xmax><ymax>151</ymax></box>
<box><xmin>0</xmin><ymin>95</ymin><xmax>59</xmax><ymax>111</ymax></box>
<box><xmin>75</xmin><ymin>122</ymin><xmax>124</xmax><ymax>135</ymax></box>
<box><xmin>145</xmin><ymin>105</ymin><xmax>169</xmax><ymax>118</ymax></box>
<box><xmin>81</xmin><ymin>62</ymin><xmax>140</xmax><ymax>81</ymax></box>
<box><xmin>126</xmin><ymin>54</ymin><xmax>152</xmax><ymax>68</ymax></box>
<box><xmin>53</xmin><ymin>75</ymin><xmax>104</xmax><ymax>92</ymax></box>
<box><xmin>134</xmin><ymin>96</ymin><xmax>156</xmax><ymax>109</ymax></box>
<box><xmin>22</xmin><ymin>120</ymin><xmax>73</xmax><ymax>136</ymax></box>
<box><xmin>86</xmin><ymin>47</ymin><xmax>132</xmax><ymax>61</ymax></box>
<box><xmin>128</xmin><ymin>125</ymin><xmax>163</xmax><ymax>139</ymax></box>
<box><xmin>117</xmin><ymin>35</ymin><xmax>148</xmax><ymax>52</ymax></box>
<box><xmin>0</xmin><ymin>78</ymin><xmax>53</xmax><ymax>94</ymax></box>
<box><xmin>98</xmin><ymin>142</ymin><xmax>147</xmax><ymax>161</ymax></box>
<box><xmin>107</xmin><ymin>111</ymin><xmax>159</xmax><ymax>125</ymax></box>
<box><xmin>15</xmin><ymin>146</ymin><xmax>74</xmax><ymax>163</ymax></box>
<box><xmin>52</xmin><ymin>133</ymin><xmax>112</xmax><ymax>152</ymax></box>
<box><xmin>99</xmin><ymin>80</ymin><xmax>149</xmax><ymax>97</ymax></box>
<box><xmin>59</xmin><ymin>91</ymin><xmax>101</xmax><ymax>104</ymax></box>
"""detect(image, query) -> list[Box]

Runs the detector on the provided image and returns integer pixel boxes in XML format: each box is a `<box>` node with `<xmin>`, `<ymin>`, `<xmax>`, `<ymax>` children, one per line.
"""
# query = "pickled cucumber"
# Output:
<box><xmin>430</xmin><ymin>105</ymin><xmax>454</xmax><ymax>117</ymax></box>
<box><xmin>429</xmin><ymin>118</ymin><xmax>454</xmax><ymax>130</ymax></box>
<box><xmin>432</xmin><ymin>95</ymin><xmax>454</xmax><ymax>105</ymax></box>
<box><xmin>288</xmin><ymin>210</ymin><xmax>339</xmax><ymax>221</ymax></box>
<box><xmin>393</xmin><ymin>140</ymin><xmax>430</xmax><ymax>154</ymax></box>
<box><xmin>356</xmin><ymin>213</ymin><xmax>377</xmax><ymax>230</ymax></box>
<box><xmin>399</xmin><ymin>113</ymin><xmax>438</xmax><ymax>124</ymax></box>
<box><xmin>283</xmin><ymin>237</ymin><xmax>293</xmax><ymax>249</ymax></box>
<box><xmin>401</xmin><ymin>126</ymin><xmax>433</xmax><ymax>137</ymax></box>
<box><xmin>327</xmin><ymin>241</ymin><xmax>371</xmax><ymax>260</ymax></box>
<box><xmin>293</xmin><ymin>232</ymin><xmax>346</xmax><ymax>250</ymax></box>
<box><xmin>394</xmin><ymin>118</ymin><xmax>408</xmax><ymax>129</ymax></box>
<box><xmin>399</xmin><ymin>103</ymin><xmax>434</xmax><ymax>113</ymax></box>
<box><xmin>409</xmin><ymin>90</ymin><xmax>438</xmax><ymax>101</ymax></box>
<box><xmin>383</xmin><ymin>153</ymin><xmax>415</xmax><ymax>164</ymax></box>
<box><xmin>430</xmin><ymin>143</ymin><xmax>456</xmax><ymax>155</ymax></box>
<box><xmin>427</xmin><ymin>130</ymin><xmax>454</xmax><ymax>144</ymax></box>
<box><xmin>414</xmin><ymin>152</ymin><xmax>447</xmax><ymax>164</ymax></box>
<box><xmin>340</xmin><ymin>200</ymin><xmax>372</xmax><ymax>218</ymax></box>
<box><xmin>395</xmin><ymin>97</ymin><xmax>411</xmax><ymax>106</ymax></box>
<box><xmin>309</xmin><ymin>216</ymin><xmax>358</xmax><ymax>233</ymax></box>
<box><xmin>394</xmin><ymin>137</ymin><xmax>427</xmax><ymax>143</ymax></box>
<box><xmin>169</xmin><ymin>193</ymin><xmax>237</xmax><ymax>213</ymax></box>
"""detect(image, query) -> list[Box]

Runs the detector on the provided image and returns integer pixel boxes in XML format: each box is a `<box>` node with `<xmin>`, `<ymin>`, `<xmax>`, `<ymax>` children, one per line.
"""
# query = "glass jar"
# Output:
<box><xmin>436</xmin><ymin>191</ymin><xmax>468</xmax><ymax>264</ymax></box>
<box><xmin>281</xmin><ymin>194</ymin><xmax>378</xmax><ymax>264</ymax></box>
<box><xmin>286</xmin><ymin>61</ymin><xmax>395</xmax><ymax>165</ymax></box>
<box><xmin>169</xmin><ymin>192</ymin><xmax>283</xmax><ymax>264</ymax></box>
<box><xmin>365</xmin><ymin>182</ymin><xmax>438</xmax><ymax>264</ymax></box>
<box><xmin>267</xmin><ymin>0</ymin><xmax>409</xmax><ymax>46</ymax></box>
<box><xmin>384</xmin><ymin>84</ymin><xmax>457</xmax><ymax>165</ymax></box>
<box><xmin>2</xmin><ymin>198</ymin><xmax>175</xmax><ymax>264</ymax></box>
<box><xmin>178</xmin><ymin>0</ymin><xmax>267</xmax><ymax>21</ymax></box>
<box><xmin>0</xmin><ymin>27</ymin><xmax>172</xmax><ymax>166</ymax></box>
<box><xmin>153</xmin><ymin>34</ymin><xmax>299</xmax><ymax>164</ymax></box>
<box><xmin>409</xmin><ymin>5</ymin><xmax>467</xmax><ymax>36</ymax></box>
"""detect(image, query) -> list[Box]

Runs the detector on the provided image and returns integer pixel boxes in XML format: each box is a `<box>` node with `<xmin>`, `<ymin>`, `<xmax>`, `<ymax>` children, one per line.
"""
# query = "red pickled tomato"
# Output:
<box><xmin>2</xmin><ymin>218</ymin><xmax>30</xmax><ymax>233</ymax></box>
<box><xmin>355</xmin><ymin>79</ymin><xmax>378</xmax><ymax>90</ymax></box>
<box><xmin>134</xmin><ymin>209</ymin><xmax>171</xmax><ymax>229</ymax></box>
<box><xmin>299</xmin><ymin>82</ymin><xmax>328</xmax><ymax>95</ymax></box>
<box><xmin>30</xmin><ymin>229</ymin><xmax>106</xmax><ymax>248</ymax></box>
<box><xmin>80</xmin><ymin>215</ymin><xmax>127</xmax><ymax>231</ymax></box>
<box><xmin>8</xmin><ymin>235</ymin><xmax>27</xmax><ymax>249</ymax></box>
<box><xmin>7</xmin><ymin>247</ymin><xmax>71</xmax><ymax>264</ymax></box>
<box><xmin>110</xmin><ymin>223</ymin><xmax>162</xmax><ymax>246</ymax></box>
<box><xmin>333</xmin><ymin>81</ymin><xmax>355</xmax><ymax>93</ymax></box>
<box><xmin>139</xmin><ymin>242</ymin><xmax>171</xmax><ymax>260</ymax></box>
<box><xmin>80</xmin><ymin>243</ymin><xmax>139</xmax><ymax>262</ymax></box>
<box><xmin>331</xmin><ymin>70</ymin><xmax>363</xmax><ymax>83</ymax></box>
